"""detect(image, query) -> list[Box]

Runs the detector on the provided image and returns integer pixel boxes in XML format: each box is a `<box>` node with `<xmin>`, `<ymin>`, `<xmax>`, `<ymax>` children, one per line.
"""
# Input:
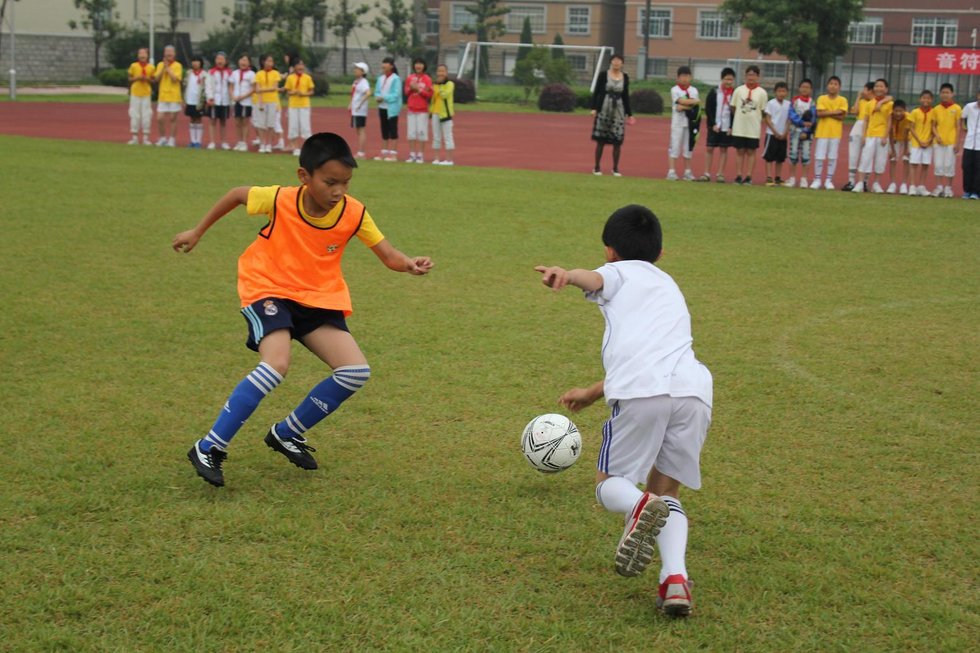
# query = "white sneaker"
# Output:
<box><xmin>355</xmin><ymin>151</ymin><xmax>365</xmax><ymax>158</ymax></box>
<box><xmin>615</xmin><ymin>493</ymin><xmax>669</xmax><ymax>578</ymax></box>
<box><xmin>906</xmin><ymin>185</ymin><xmax>917</xmax><ymax>196</ymax></box>
<box><xmin>592</xmin><ymin>170</ymin><xmax>602</xmax><ymax>176</ymax></box>
<box><xmin>142</xmin><ymin>137</ymin><xmax>153</xmax><ymax>146</ymax></box>
<box><xmin>809</xmin><ymin>179</ymin><xmax>822</xmax><ymax>189</ymax></box>
<box><xmin>291</xmin><ymin>148</ymin><xmax>301</xmax><ymax>156</ymax></box>
<box><xmin>440</xmin><ymin>160</ymin><xmax>454</xmax><ymax>166</ymax></box>
<box><xmin>432</xmin><ymin>159</ymin><xmax>441</xmax><ymax>165</ymax></box>
<box><xmin>156</xmin><ymin>137</ymin><xmax>167</xmax><ymax>146</ymax></box>
<box><xmin>405</xmin><ymin>153</ymin><xmax>416</xmax><ymax>162</ymax></box>
<box><xmin>918</xmin><ymin>185</ymin><xmax>929</xmax><ymax>197</ymax></box>
<box><xmin>384</xmin><ymin>154</ymin><xmax>398</xmax><ymax>161</ymax></box>
<box><xmin>415</xmin><ymin>157</ymin><xmax>424</xmax><ymax>164</ymax></box>
<box><xmin>666</xmin><ymin>170</ymin><xmax>679</xmax><ymax>181</ymax></box>
<box><xmin>943</xmin><ymin>186</ymin><xmax>954</xmax><ymax>198</ymax></box>
<box><xmin>206</xmin><ymin>142</ymin><xmax>216</xmax><ymax>150</ymax></box>
<box><xmin>167</xmin><ymin>137</ymin><xmax>176</xmax><ymax>147</ymax></box>
<box><xmin>824</xmin><ymin>179</ymin><xmax>835</xmax><ymax>190</ymax></box>
<box><xmin>234</xmin><ymin>141</ymin><xmax>247</xmax><ymax>152</ymax></box>
<box><xmin>221</xmin><ymin>143</ymin><xmax>231</xmax><ymax>151</ymax></box>
<box><xmin>612</xmin><ymin>171</ymin><xmax>622</xmax><ymax>177</ymax></box>
<box><xmin>682</xmin><ymin>170</ymin><xmax>695</xmax><ymax>181</ymax></box>
<box><xmin>899</xmin><ymin>183</ymin><xmax>908</xmax><ymax>194</ymax></box>
<box><xmin>252</xmin><ymin>138</ymin><xmax>261</xmax><ymax>146</ymax></box>
<box><xmin>274</xmin><ymin>139</ymin><xmax>285</xmax><ymax>151</ymax></box>
<box><xmin>784</xmin><ymin>176</ymin><xmax>796</xmax><ymax>188</ymax></box>
<box><xmin>872</xmin><ymin>182</ymin><xmax>884</xmax><ymax>193</ymax></box>
<box><xmin>127</xmin><ymin>136</ymin><xmax>139</xmax><ymax>145</ymax></box>
<box><xmin>931</xmin><ymin>186</ymin><xmax>944</xmax><ymax>197</ymax></box>
<box><xmin>851</xmin><ymin>182</ymin><xmax>865</xmax><ymax>193</ymax></box>
<box><xmin>885</xmin><ymin>183</ymin><xmax>897</xmax><ymax>194</ymax></box>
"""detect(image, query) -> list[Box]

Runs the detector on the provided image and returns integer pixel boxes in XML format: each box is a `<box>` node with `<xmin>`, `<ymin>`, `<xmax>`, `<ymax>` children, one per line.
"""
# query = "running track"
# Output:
<box><xmin>0</xmin><ymin>101</ymin><xmax>853</xmax><ymax>184</ymax></box>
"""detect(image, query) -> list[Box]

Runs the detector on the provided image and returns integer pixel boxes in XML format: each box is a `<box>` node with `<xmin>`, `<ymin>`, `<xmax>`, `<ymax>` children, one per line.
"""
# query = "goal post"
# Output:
<box><xmin>456</xmin><ymin>41</ymin><xmax>615</xmax><ymax>93</ymax></box>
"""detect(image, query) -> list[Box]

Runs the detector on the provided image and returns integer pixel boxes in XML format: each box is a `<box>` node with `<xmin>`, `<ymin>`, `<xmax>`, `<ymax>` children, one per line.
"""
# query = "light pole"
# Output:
<box><xmin>971</xmin><ymin>28</ymin><xmax>977</xmax><ymax>99</ymax></box>
<box><xmin>149</xmin><ymin>0</ymin><xmax>155</xmax><ymax>64</ymax></box>
<box><xmin>642</xmin><ymin>0</ymin><xmax>652</xmax><ymax>80</ymax></box>
<box><xmin>7</xmin><ymin>0</ymin><xmax>15</xmax><ymax>100</ymax></box>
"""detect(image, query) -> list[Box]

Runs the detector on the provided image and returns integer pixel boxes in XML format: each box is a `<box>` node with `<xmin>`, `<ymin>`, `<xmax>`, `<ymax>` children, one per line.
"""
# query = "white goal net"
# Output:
<box><xmin>455</xmin><ymin>41</ymin><xmax>614</xmax><ymax>93</ymax></box>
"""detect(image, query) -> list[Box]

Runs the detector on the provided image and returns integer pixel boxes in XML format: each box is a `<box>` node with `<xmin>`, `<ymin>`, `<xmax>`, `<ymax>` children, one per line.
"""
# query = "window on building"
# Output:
<box><xmin>426</xmin><ymin>10</ymin><xmax>440</xmax><ymax>36</ymax></box>
<box><xmin>567</xmin><ymin>54</ymin><xmax>588</xmax><ymax>71</ymax></box>
<box><xmin>567</xmin><ymin>7</ymin><xmax>590</xmax><ymax>36</ymax></box>
<box><xmin>450</xmin><ymin>3</ymin><xmax>475</xmax><ymax>31</ymax></box>
<box><xmin>698</xmin><ymin>10</ymin><xmax>739</xmax><ymax>40</ymax></box>
<box><xmin>507</xmin><ymin>5</ymin><xmax>546</xmax><ymax>34</ymax></box>
<box><xmin>312</xmin><ymin>16</ymin><xmax>326</xmax><ymax>43</ymax></box>
<box><xmin>234</xmin><ymin>0</ymin><xmax>249</xmax><ymax>14</ymax></box>
<box><xmin>179</xmin><ymin>0</ymin><xmax>204</xmax><ymax>21</ymax></box>
<box><xmin>911</xmin><ymin>17</ymin><xmax>958</xmax><ymax>46</ymax></box>
<box><xmin>761</xmin><ymin>62</ymin><xmax>787</xmax><ymax>79</ymax></box>
<box><xmin>637</xmin><ymin>8</ymin><xmax>671</xmax><ymax>39</ymax></box>
<box><xmin>646</xmin><ymin>58</ymin><xmax>668</xmax><ymax>77</ymax></box>
<box><xmin>847</xmin><ymin>17</ymin><xmax>883</xmax><ymax>44</ymax></box>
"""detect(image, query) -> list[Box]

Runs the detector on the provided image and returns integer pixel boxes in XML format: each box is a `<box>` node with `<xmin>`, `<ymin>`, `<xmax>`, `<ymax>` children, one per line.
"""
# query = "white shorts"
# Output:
<box><xmin>288</xmin><ymin>107</ymin><xmax>312</xmax><ymax>139</ymax></box>
<box><xmin>407</xmin><ymin>112</ymin><xmax>428</xmax><ymax>141</ymax></box>
<box><xmin>858</xmin><ymin>136</ymin><xmax>889</xmax><ymax>174</ymax></box>
<box><xmin>933</xmin><ymin>144</ymin><xmax>955</xmax><ymax>177</ymax></box>
<box><xmin>909</xmin><ymin>146</ymin><xmax>933</xmax><ymax>165</ymax></box>
<box><xmin>598</xmin><ymin>396</ymin><xmax>711</xmax><ymax>490</ymax></box>
<box><xmin>892</xmin><ymin>141</ymin><xmax>907</xmax><ymax>161</ymax></box>
<box><xmin>254</xmin><ymin>104</ymin><xmax>279</xmax><ymax>129</ymax></box>
<box><xmin>848</xmin><ymin>119</ymin><xmax>865</xmax><ymax>169</ymax></box>
<box><xmin>157</xmin><ymin>101</ymin><xmax>181</xmax><ymax>113</ymax></box>
<box><xmin>669</xmin><ymin>123</ymin><xmax>692</xmax><ymax>159</ymax></box>
<box><xmin>814</xmin><ymin>137</ymin><xmax>840</xmax><ymax>161</ymax></box>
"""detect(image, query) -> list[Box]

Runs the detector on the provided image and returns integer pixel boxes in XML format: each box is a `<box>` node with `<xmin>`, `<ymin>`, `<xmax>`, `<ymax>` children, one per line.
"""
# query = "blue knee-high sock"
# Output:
<box><xmin>275</xmin><ymin>365</ymin><xmax>371</xmax><ymax>439</ymax></box>
<box><xmin>200</xmin><ymin>362</ymin><xmax>283</xmax><ymax>451</ymax></box>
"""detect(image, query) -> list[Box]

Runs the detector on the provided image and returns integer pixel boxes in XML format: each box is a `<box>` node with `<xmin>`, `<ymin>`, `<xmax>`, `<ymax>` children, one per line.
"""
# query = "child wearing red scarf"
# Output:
<box><xmin>931</xmin><ymin>83</ymin><xmax>962</xmax><ymax>197</ymax></box>
<box><xmin>699</xmin><ymin>67</ymin><xmax>736</xmax><ymax>182</ymax></box>
<box><xmin>126</xmin><ymin>47</ymin><xmax>154</xmax><ymax>145</ymax></box>
<box><xmin>729</xmin><ymin>65</ymin><xmax>768</xmax><ymax>185</ymax></box>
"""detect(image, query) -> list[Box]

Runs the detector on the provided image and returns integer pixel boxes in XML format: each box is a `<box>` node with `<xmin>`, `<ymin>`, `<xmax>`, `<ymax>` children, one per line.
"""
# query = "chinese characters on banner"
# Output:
<box><xmin>916</xmin><ymin>48</ymin><xmax>980</xmax><ymax>74</ymax></box>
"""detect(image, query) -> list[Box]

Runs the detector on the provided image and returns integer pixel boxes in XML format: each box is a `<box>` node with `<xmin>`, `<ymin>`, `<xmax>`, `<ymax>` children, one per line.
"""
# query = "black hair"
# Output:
<box><xmin>920</xmin><ymin>89</ymin><xmax>934</xmax><ymax>97</ymax></box>
<box><xmin>260</xmin><ymin>53</ymin><xmax>275</xmax><ymax>67</ymax></box>
<box><xmin>677</xmin><ymin>65</ymin><xmax>692</xmax><ymax>77</ymax></box>
<box><xmin>191</xmin><ymin>55</ymin><xmax>203</xmax><ymax>65</ymax></box>
<box><xmin>828</xmin><ymin>75</ymin><xmax>841</xmax><ymax>84</ymax></box>
<box><xmin>299</xmin><ymin>132</ymin><xmax>358</xmax><ymax>173</ymax></box>
<box><xmin>720</xmin><ymin>67</ymin><xmax>736</xmax><ymax>78</ymax></box>
<box><xmin>602</xmin><ymin>205</ymin><xmax>663</xmax><ymax>263</ymax></box>
<box><xmin>745</xmin><ymin>64</ymin><xmax>760</xmax><ymax>75</ymax></box>
<box><xmin>239</xmin><ymin>53</ymin><xmax>252</xmax><ymax>66</ymax></box>
<box><xmin>381</xmin><ymin>56</ymin><xmax>398</xmax><ymax>75</ymax></box>
<box><xmin>893</xmin><ymin>99</ymin><xmax>907</xmax><ymax>109</ymax></box>
<box><xmin>774</xmin><ymin>81</ymin><xmax>788</xmax><ymax>91</ymax></box>
<box><xmin>799</xmin><ymin>78</ymin><xmax>813</xmax><ymax>88</ymax></box>
<box><xmin>412</xmin><ymin>57</ymin><xmax>427</xmax><ymax>71</ymax></box>
<box><xmin>940</xmin><ymin>82</ymin><xmax>954</xmax><ymax>92</ymax></box>
<box><xmin>864</xmin><ymin>81</ymin><xmax>875</xmax><ymax>91</ymax></box>
<box><xmin>875</xmin><ymin>78</ymin><xmax>889</xmax><ymax>88</ymax></box>
<box><xmin>610</xmin><ymin>53</ymin><xmax>624</xmax><ymax>63</ymax></box>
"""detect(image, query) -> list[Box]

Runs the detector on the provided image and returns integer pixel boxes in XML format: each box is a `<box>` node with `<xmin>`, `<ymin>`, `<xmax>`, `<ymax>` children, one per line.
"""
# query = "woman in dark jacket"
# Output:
<box><xmin>590</xmin><ymin>54</ymin><xmax>634</xmax><ymax>176</ymax></box>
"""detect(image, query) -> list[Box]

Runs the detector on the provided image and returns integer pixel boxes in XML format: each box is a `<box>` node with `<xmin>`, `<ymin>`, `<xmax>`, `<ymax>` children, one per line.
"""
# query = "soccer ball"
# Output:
<box><xmin>521</xmin><ymin>413</ymin><xmax>582</xmax><ymax>473</ymax></box>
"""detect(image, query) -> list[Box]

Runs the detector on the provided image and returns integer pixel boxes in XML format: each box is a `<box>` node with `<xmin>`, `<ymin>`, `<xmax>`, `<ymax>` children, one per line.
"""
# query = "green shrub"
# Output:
<box><xmin>631</xmin><ymin>88</ymin><xmax>664</xmax><ymax>114</ymax></box>
<box><xmin>309</xmin><ymin>73</ymin><xmax>330</xmax><ymax>97</ymax></box>
<box><xmin>576</xmin><ymin>88</ymin><xmax>593</xmax><ymax>109</ymax></box>
<box><xmin>538</xmin><ymin>83</ymin><xmax>576</xmax><ymax>112</ymax></box>
<box><xmin>452</xmin><ymin>77</ymin><xmax>476</xmax><ymax>104</ymax></box>
<box><xmin>98</xmin><ymin>68</ymin><xmax>130</xmax><ymax>88</ymax></box>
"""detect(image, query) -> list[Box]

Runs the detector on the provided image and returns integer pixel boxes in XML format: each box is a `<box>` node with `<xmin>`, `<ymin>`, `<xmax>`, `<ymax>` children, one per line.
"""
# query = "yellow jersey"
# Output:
<box><xmin>239</xmin><ymin>186</ymin><xmax>385</xmax><ymax>312</ymax></box>
<box><xmin>128</xmin><ymin>61</ymin><xmax>154</xmax><ymax>97</ymax></box>
<box><xmin>855</xmin><ymin>97</ymin><xmax>873</xmax><ymax>122</ymax></box>
<box><xmin>908</xmin><ymin>107</ymin><xmax>936</xmax><ymax>148</ymax></box>
<box><xmin>815</xmin><ymin>94</ymin><xmax>848</xmax><ymax>139</ymax></box>
<box><xmin>860</xmin><ymin>98</ymin><xmax>893</xmax><ymax>138</ymax></box>
<box><xmin>933</xmin><ymin>103</ymin><xmax>962</xmax><ymax>146</ymax></box>
<box><xmin>284</xmin><ymin>73</ymin><xmax>314</xmax><ymax>108</ymax></box>
<box><xmin>891</xmin><ymin>114</ymin><xmax>912</xmax><ymax>143</ymax></box>
<box><xmin>154</xmin><ymin>61</ymin><xmax>183</xmax><ymax>103</ymax></box>
<box><xmin>255</xmin><ymin>69</ymin><xmax>282</xmax><ymax>105</ymax></box>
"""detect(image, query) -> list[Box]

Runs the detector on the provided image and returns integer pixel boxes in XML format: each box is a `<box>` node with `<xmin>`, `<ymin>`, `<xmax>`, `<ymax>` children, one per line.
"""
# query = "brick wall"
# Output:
<box><xmin>0</xmin><ymin>34</ymin><xmax>97</xmax><ymax>83</ymax></box>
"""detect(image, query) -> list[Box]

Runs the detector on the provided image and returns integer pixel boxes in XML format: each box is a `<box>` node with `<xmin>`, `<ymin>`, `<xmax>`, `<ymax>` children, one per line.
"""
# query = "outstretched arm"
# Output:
<box><xmin>534</xmin><ymin>265</ymin><xmax>603</xmax><ymax>293</ymax></box>
<box><xmin>559</xmin><ymin>380</ymin><xmax>604</xmax><ymax>412</ymax></box>
<box><xmin>371</xmin><ymin>239</ymin><xmax>433</xmax><ymax>275</ymax></box>
<box><xmin>172</xmin><ymin>186</ymin><xmax>250</xmax><ymax>253</ymax></box>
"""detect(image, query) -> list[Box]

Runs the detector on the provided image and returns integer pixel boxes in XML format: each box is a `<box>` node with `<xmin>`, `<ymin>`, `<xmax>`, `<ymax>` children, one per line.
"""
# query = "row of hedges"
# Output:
<box><xmin>538</xmin><ymin>84</ymin><xmax>664</xmax><ymax>114</ymax></box>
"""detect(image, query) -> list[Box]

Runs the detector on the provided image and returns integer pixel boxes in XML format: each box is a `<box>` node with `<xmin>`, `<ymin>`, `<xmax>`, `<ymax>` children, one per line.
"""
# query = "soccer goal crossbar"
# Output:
<box><xmin>456</xmin><ymin>41</ymin><xmax>615</xmax><ymax>93</ymax></box>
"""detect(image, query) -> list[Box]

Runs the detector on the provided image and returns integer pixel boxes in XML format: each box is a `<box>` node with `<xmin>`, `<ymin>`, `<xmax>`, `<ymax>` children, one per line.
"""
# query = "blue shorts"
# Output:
<box><xmin>241</xmin><ymin>297</ymin><xmax>349</xmax><ymax>352</ymax></box>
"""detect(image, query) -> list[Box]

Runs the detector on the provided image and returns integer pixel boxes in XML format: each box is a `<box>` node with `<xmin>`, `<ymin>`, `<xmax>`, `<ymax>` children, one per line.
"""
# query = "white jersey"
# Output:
<box><xmin>963</xmin><ymin>101</ymin><xmax>980</xmax><ymax>150</ymax></box>
<box><xmin>350</xmin><ymin>78</ymin><xmax>370</xmax><ymax>117</ymax></box>
<box><xmin>670</xmin><ymin>84</ymin><xmax>700</xmax><ymax>129</ymax></box>
<box><xmin>184</xmin><ymin>69</ymin><xmax>206</xmax><ymax>106</ymax></box>
<box><xmin>208</xmin><ymin>67</ymin><xmax>232</xmax><ymax>105</ymax></box>
<box><xmin>586</xmin><ymin>260</ymin><xmax>712</xmax><ymax>407</ymax></box>
<box><xmin>230</xmin><ymin>68</ymin><xmax>256</xmax><ymax>105</ymax></box>
<box><xmin>764</xmin><ymin>98</ymin><xmax>790</xmax><ymax>135</ymax></box>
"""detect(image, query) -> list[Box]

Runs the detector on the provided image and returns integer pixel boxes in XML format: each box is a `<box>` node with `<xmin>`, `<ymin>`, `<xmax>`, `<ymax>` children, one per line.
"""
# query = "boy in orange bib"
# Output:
<box><xmin>173</xmin><ymin>132</ymin><xmax>434</xmax><ymax>486</ymax></box>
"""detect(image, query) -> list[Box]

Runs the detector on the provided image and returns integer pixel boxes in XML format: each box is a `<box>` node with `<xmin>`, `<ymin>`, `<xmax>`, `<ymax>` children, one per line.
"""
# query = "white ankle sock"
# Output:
<box><xmin>657</xmin><ymin>496</ymin><xmax>689</xmax><ymax>583</ymax></box>
<box><xmin>595</xmin><ymin>476</ymin><xmax>644</xmax><ymax>514</ymax></box>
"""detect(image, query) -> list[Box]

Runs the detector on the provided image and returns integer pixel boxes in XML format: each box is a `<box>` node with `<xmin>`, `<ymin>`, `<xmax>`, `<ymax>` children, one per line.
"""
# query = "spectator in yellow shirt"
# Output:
<box><xmin>284</xmin><ymin>59</ymin><xmax>315</xmax><ymax>156</ymax></box>
<box><xmin>153</xmin><ymin>45</ymin><xmax>184</xmax><ymax>147</ymax></box>
<box><xmin>127</xmin><ymin>47</ymin><xmax>154</xmax><ymax>145</ymax></box>
<box><xmin>254</xmin><ymin>54</ymin><xmax>282</xmax><ymax>154</ymax></box>
<box><xmin>852</xmin><ymin>79</ymin><xmax>893</xmax><ymax>193</ymax></box>
<box><xmin>887</xmin><ymin>99</ymin><xmax>912</xmax><ymax>194</ymax></box>
<box><xmin>931</xmin><ymin>83</ymin><xmax>962</xmax><ymax>197</ymax></box>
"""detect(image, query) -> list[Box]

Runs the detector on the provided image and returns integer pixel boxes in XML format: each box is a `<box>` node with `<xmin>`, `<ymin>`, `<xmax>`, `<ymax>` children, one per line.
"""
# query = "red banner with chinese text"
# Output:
<box><xmin>916</xmin><ymin>48</ymin><xmax>980</xmax><ymax>74</ymax></box>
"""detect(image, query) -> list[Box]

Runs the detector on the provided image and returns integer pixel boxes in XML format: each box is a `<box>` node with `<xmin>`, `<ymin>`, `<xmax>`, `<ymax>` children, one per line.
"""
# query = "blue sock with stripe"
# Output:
<box><xmin>274</xmin><ymin>365</ymin><xmax>371</xmax><ymax>439</ymax></box>
<box><xmin>199</xmin><ymin>362</ymin><xmax>283</xmax><ymax>452</ymax></box>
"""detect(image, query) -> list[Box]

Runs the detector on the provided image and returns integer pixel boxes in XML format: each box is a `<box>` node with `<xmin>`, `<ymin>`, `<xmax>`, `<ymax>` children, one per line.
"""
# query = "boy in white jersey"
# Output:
<box><xmin>961</xmin><ymin>87</ymin><xmax>980</xmax><ymax>199</ymax></box>
<box><xmin>762</xmin><ymin>81</ymin><xmax>790</xmax><ymax>186</ymax></box>
<box><xmin>183</xmin><ymin>56</ymin><xmax>207</xmax><ymax>148</ymax></box>
<box><xmin>534</xmin><ymin>205</ymin><xmax>712</xmax><ymax>617</ymax></box>
<box><xmin>667</xmin><ymin>66</ymin><xmax>700</xmax><ymax>181</ymax></box>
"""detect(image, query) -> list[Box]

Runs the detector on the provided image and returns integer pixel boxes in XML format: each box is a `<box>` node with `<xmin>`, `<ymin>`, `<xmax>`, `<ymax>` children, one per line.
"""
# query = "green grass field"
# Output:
<box><xmin>0</xmin><ymin>135</ymin><xmax>977</xmax><ymax>652</ymax></box>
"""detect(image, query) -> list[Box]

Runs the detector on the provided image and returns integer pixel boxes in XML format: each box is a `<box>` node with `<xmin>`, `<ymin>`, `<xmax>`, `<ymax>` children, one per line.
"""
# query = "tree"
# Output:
<box><xmin>551</xmin><ymin>32</ymin><xmax>565</xmax><ymax>60</ymax></box>
<box><xmin>370</xmin><ymin>0</ymin><xmax>413</xmax><ymax>60</ymax></box>
<box><xmin>516</xmin><ymin>16</ymin><xmax>532</xmax><ymax>62</ymax></box>
<box><xmin>328</xmin><ymin>0</ymin><xmax>370</xmax><ymax>71</ymax></box>
<box><xmin>270</xmin><ymin>0</ymin><xmax>326</xmax><ymax>63</ymax></box>
<box><xmin>225</xmin><ymin>0</ymin><xmax>275</xmax><ymax>53</ymax></box>
<box><xmin>720</xmin><ymin>0</ymin><xmax>863</xmax><ymax>78</ymax></box>
<box><xmin>68</xmin><ymin>0</ymin><xmax>120</xmax><ymax>75</ymax></box>
<box><xmin>461</xmin><ymin>0</ymin><xmax>509</xmax><ymax>77</ymax></box>
<box><xmin>162</xmin><ymin>0</ymin><xmax>180</xmax><ymax>44</ymax></box>
<box><xmin>513</xmin><ymin>46</ymin><xmax>570</xmax><ymax>103</ymax></box>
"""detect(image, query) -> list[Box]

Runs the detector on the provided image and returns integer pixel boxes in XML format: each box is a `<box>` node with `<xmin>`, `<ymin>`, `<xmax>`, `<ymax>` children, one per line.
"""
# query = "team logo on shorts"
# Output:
<box><xmin>263</xmin><ymin>300</ymin><xmax>278</xmax><ymax>316</ymax></box>
<box><xmin>326</xmin><ymin>244</ymin><xmax>338</xmax><ymax>253</ymax></box>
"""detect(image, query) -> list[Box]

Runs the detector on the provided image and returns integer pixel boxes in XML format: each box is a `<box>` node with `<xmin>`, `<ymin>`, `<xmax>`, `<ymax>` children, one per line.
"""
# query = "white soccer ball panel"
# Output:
<box><xmin>521</xmin><ymin>413</ymin><xmax>582</xmax><ymax>473</ymax></box>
